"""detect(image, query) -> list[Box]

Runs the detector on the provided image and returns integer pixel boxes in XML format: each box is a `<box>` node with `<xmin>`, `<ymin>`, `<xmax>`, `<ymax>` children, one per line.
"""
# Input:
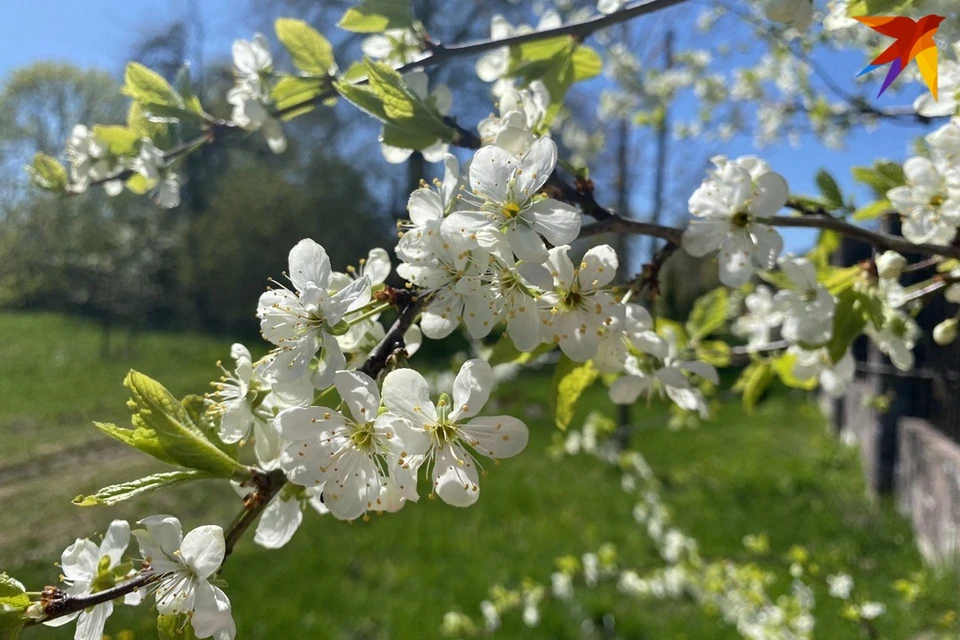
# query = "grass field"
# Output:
<box><xmin>1</xmin><ymin>312</ymin><xmax>957</xmax><ymax>639</ymax></box>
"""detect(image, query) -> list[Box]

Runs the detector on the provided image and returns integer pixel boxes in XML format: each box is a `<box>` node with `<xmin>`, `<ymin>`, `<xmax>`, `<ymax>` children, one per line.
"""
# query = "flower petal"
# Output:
<box><xmin>381</xmin><ymin>368</ymin><xmax>438</xmax><ymax>429</ymax></box>
<box><xmin>451</xmin><ymin>359</ymin><xmax>494</xmax><ymax>421</ymax></box>
<box><xmin>288</xmin><ymin>239</ymin><xmax>330</xmax><ymax>291</ymax></box>
<box><xmin>334</xmin><ymin>370</ymin><xmax>381</xmax><ymax>424</ymax></box>
<box><xmin>461</xmin><ymin>415</ymin><xmax>529</xmax><ymax>459</ymax></box>
<box><xmin>254</xmin><ymin>497</ymin><xmax>303</xmax><ymax>549</ymax></box>
<box><xmin>180</xmin><ymin>525</ymin><xmax>225</xmax><ymax>580</ymax></box>
<box><xmin>433</xmin><ymin>444</ymin><xmax>480</xmax><ymax>507</ymax></box>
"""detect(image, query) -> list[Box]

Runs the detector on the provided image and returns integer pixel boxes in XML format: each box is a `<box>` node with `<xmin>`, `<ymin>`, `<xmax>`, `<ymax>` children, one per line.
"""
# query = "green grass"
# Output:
<box><xmin>1</xmin><ymin>312</ymin><xmax>957</xmax><ymax>639</ymax></box>
<box><xmin>0</xmin><ymin>312</ymin><xmax>230</xmax><ymax>467</ymax></box>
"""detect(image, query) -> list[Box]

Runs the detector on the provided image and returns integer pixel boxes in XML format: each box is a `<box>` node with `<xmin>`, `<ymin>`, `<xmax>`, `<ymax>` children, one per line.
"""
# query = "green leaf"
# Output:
<box><xmin>570</xmin><ymin>45</ymin><xmax>603</xmax><ymax>82</ymax></box>
<box><xmin>734</xmin><ymin>361</ymin><xmax>774</xmax><ymax>414</ymax></box>
<box><xmin>552</xmin><ymin>356</ymin><xmax>599</xmax><ymax>431</ymax></box>
<box><xmin>807</xmin><ymin>229</ymin><xmax>842</xmax><ymax>270</ymax></box>
<box><xmin>772</xmin><ymin>353</ymin><xmax>818</xmax><ymax>391</ymax></box>
<box><xmin>696</xmin><ymin>340</ymin><xmax>731</xmax><ymax>367</ymax></box>
<box><xmin>0</xmin><ymin>574</ymin><xmax>28</xmax><ymax>640</ymax></box>
<box><xmin>815</xmin><ymin>169</ymin><xmax>844</xmax><ymax>211</ymax></box>
<box><xmin>337</xmin><ymin>60</ymin><xmax>453</xmax><ymax>147</ymax></box>
<box><xmin>852</xmin><ymin>199</ymin><xmax>891</xmax><ymax>221</ymax></box>
<box><xmin>826</xmin><ymin>290</ymin><xmax>868</xmax><ymax>363</ymax></box>
<box><xmin>381</xmin><ymin>123</ymin><xmax>442</xmax><ymax>151</ymax></box>
<box><xmin>686</xmin><ymin>288</ymin><xmax>729</xmax><ymax>342</ymax></box>
<box><xmin>852</xmin><ymin>161</ymin><xmax>905</xmax><ymax>201</ymax></box>
<box><xmin>182</xmin><ymin>394</ymin><xmax>237</xmax><ymax>458</ymax></box>
<box><xmin>73</xmin><ymin>470</ymin><xmax>213</xmax><ymax>506</ymax></box>
<box><xmin>175</xmin><ymin>63</ymin><xmax>206</xmax><ymax>116</ymax></box>
<box><xmin>271</xmin><ymin>76</ymin><xmax>329</xmax><ymax>119</ymax></box>
<box><xmin>122</xmin><ymin>62</ymin><xmax>182</xmax><ymax>109</ymax></box>
<box><xmin>335</xmin><ymin>81</ymin><xmax>388</xmax><ymax>120</ymax></box>
<box><xmin>821</xmin><ymin>265</ymin><xmax>863</xmax><ymax>295</ymax></box>
<box><xmin>92</xmin><ymin>125</ymin><xmax>140</xmax><ymax>157</ymax></box>
<box><xmin>96</xmin><ymin>371</ymin><xmax>247</xmax><ymax>478</ymax></box>
<box><xmin>276</xmin><ymin>18</ymin><xmax>337</xmax><ymax>76</ymax></box>
<box><xmin>158</xmin><ymin>614</ymin><xmax>198</xmax><ymax>640</ymax></box>
<box><xmin>128</xmin><ymin>102</ymin><xmax>169</xmax><ymax>145</ymax></box>
<box><xmin>26</xmin><ymin>153</ymin><xmax>68</xmax><ymax>193</ymax></box>
<box><xmin>338</xmin><ymin>0</ymin><xmax>414</xmax><ymax>33</ymax></box>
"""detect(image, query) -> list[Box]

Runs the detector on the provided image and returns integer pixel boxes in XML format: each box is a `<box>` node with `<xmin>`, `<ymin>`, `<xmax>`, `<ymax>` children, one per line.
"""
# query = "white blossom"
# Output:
<box><xmin>381</xmin><ymin>359</ymin><xmax>529</xmax><ymax>507</ymax></box>
<box><xmin>540</xmin><ymin>244</ymin><xmax>623</xmax><ymax>362</ymax></box>
<box><xmin>444</xmin><ymin>137</ymin><xmax>581</xmax><ymax>263</ymax></box>
<box><xmin>43</xmin><ymin>521</ymin><xmax>139</xmax><ymax>640</ymax></box>
<box><xmin>276</xmin><ymin>370</ymin><xmax>426</xmax><ymax>520</ymax></box>
<box><xmin>682</xmin><ymin>156</ymin><xmax>787</xmax><ymax>287</ymax></box>
<box><xmin>887</xmin><ymin>157</ymin><xmax>960</xmax><ymax>245</ymax></box>
<box><xmin>866</xmin><ymin>308</ymin><xmax>920</xmax><ymax>371</ymax></box>
<box><xmin>257</xmin><ymin>239</ymin><xmax>370</xmax><ymax>387</ymax></box>
<box><xmin>65</xmin><ymin>125</ymin><xmax>122</xmax><ymax>194</ymax></box>
<box><xmin>827</xmin><ymin>573</ymin><xmax>853</xmax><ymax>599</ymax></box>
<box><xmin>790</xmin><ymin>347</ymin><xmax>855</xmax><ymax>397</ymax></box>
<box><xmin>774</xmin><ymin>255</ymin><xmax>835</xmax><ymax>345</ymax></box>
<box><xmin>133</xmin><ymin>516</ymin><xmax>235</xmax><ymax>640</ymax></box>
<box><xmin>732</xmin><ymin>285</ymin><xmax>783</xmax><ymax>349</ymax></box>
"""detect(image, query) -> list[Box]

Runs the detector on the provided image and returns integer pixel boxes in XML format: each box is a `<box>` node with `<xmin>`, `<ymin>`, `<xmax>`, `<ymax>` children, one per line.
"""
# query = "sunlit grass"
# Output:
<box><xmin>1</xmin><ymin>312</ymin><xmax>956</xmax><ymax>639</ymax></box>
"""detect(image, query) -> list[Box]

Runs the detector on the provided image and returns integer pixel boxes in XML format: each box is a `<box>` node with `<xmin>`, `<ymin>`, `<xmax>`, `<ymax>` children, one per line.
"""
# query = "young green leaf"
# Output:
<box><xmin>772</xmin><ymin>352</ymin><xmax>818</xmax><ymax>391</ymax></box>
<box><xmin>0</xmin><ymin>574</ymin><xmax>29</xmax><ymax>640</ymax></box>
<box><xmin>852</xmin><ymin>199</ymin><xmax>891</xmax><ymax>221</ymax></box>
<box><xmin>686</xmin><ymin>288</ymin><xmax>729</xmax><ymax>342</ymax></box>
<box><xmin>92</xmin><ymin>125</ymin><xmax>141</xmax><ymax>157</ymax></box>
<box><xmin>276</xmin><ymin>18</ymin><xmax>337</xmax><ymax>77</ymax></box>
<box><xmin>26</xmin><ymin>153</ymin><xmax>68</xmax><ymax>193</ymax></box>
<box><xmin>73</xmin><ymin>470</ymin><xmax>214</xmax><ymax>506</ymax></box>
<box><xmin>271</xmin><ymin>76</ymin><xmax>329</xmax><ymax>119</ymax></box>
<box><xmin>338</xmin><ymin>0</ymin><xmax>414</xmax><ymax>33</ymax></box>
<box><xmin>552</xmin><ymin>356</ymin><xmax>599</xmax><ymax>431</ymax></box>
<box><xmin>826</xmin><ymin>290</ymin><xmax>868</xmax><ymax>363</ymax></box>
<box><xmin>122</xmin><ymin>62</ymin><xmax>182</xmax><ymax>109</ymax></box>
<box><xmin>734</xmin><ymin>361</ymin><xmax>774</xmax><ymax>414</ymax></box>
<box><xmin>815</xmin><ymin>169</ymin><xmax>844</xmax><ymax>211</ymax></box>
<box><xmin>96</xmin><ymin>371</ymin><xmax>246</xmax><ymax>478</ymax></box>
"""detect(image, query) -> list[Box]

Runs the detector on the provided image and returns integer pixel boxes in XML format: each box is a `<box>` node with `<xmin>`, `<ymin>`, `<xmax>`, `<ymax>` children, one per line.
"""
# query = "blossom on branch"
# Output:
<box><xmin>682</xmin><ymin>155</ymin><xmax>787</xmax><ymax>287</ymax></box>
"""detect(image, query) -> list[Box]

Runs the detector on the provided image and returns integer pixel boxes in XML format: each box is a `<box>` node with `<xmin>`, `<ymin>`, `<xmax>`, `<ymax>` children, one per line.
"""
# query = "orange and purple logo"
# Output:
<box><xmin>855</xmin><ymin>15</ymin><xmax>945</xmax><ymax>99</ymax></box>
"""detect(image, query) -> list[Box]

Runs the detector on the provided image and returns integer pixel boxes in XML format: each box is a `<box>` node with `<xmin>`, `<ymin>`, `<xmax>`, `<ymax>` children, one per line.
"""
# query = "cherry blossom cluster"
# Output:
<box><xmin>37</xmin><ymin>517</ymin><xmax>234</xmax><ymax>640</ymax></box>
<box><xmin>63</xmin><ymin>125</ymin><xmax>180</xmax><ymax>207</ymax></box>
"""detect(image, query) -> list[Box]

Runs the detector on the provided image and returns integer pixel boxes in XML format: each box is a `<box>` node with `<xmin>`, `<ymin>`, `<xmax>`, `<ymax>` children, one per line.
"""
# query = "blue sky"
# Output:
<box><xmin>1</xmin><ymin>1</ymin><xmax>938</xmax><ymax>253</ymax></box>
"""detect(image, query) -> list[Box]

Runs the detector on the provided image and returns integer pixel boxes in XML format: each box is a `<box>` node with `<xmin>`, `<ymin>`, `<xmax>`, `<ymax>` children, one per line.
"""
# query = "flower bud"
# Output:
<box><xmin>875</xmin><ymin>251</ymin><xmax>906</xmax><ymax>279</ymax></box>
<box><xmin>934</xmin><ymin>318</ymin><xmax>958</xmax><ymax>346</ymax></box>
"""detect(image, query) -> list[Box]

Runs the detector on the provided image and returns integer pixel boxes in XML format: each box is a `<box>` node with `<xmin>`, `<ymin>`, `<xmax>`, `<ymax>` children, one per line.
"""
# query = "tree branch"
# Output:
<box><xmin>26</xmin><ymin>572</ymin><xmax>158</xmax><ymax>628</ymax></box>
<box><xmin>759</xmin><ymin>215</ymin><xmax>960</xmax><ymax>261</ymax></box>
<box><xmin>30</xmin><ymin>288</ymin><xmax>426</xmax><ymax>628</ymax></box>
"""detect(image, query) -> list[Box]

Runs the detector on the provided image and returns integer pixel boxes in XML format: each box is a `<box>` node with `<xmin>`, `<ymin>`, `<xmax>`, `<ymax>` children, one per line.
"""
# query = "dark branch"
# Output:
<box><xmin>760</xmin><ymin>215</ymin><xmax>960</xmax><ymax>261</ymax></box>
<box><xmin>27</xmin><ymin>572</ymin><xmax>157</xmax><ymax>628</ymax></box>
<box><xmin>580</xmin><ymin>215</ymin><xmax>684</xmax><ymax>244</ymax></box>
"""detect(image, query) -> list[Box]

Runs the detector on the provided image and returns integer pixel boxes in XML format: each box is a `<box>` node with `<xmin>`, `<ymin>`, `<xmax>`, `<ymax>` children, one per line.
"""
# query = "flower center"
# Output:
<box><xmin>348</xmin><ymin>421</ymin><xmax>376</xmax><ymax>452</ymax></box>
<box><xmin>501</xmin><ymin>202</ymin><xmax>522</xmax><ymax>219</ymax></box>
<box><xmin>90</xmin><ymin>556</ymin><xmax>119</xmax><ymax>593</ymax></box>
<box><xmin>561</xmin><ymin>289</ymin><xmax>584</xmax><ymax>311</ymax></box>
<box><xmin>731</xmin><ymin>210</ymin><xmax>752</xmax><ymax>228</ymax></box>
<box><xmin>930</xmin><ymin>193</ymin><xmax>946</xmax><ymax>208</ymax></box>
<box><xmin>431</xmin><ymin>393</ymin><xmax>460</xmax><ymax>444</ymax></box>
